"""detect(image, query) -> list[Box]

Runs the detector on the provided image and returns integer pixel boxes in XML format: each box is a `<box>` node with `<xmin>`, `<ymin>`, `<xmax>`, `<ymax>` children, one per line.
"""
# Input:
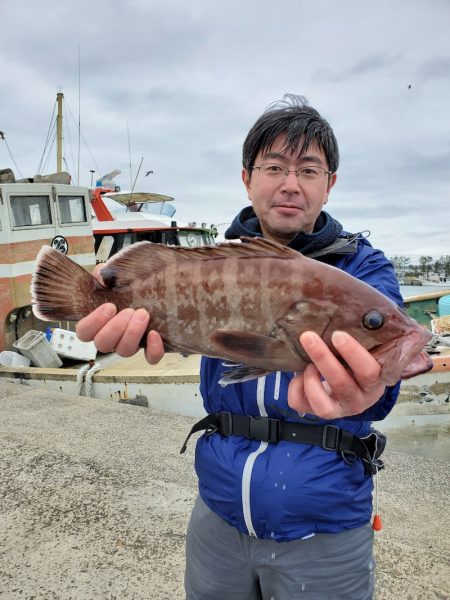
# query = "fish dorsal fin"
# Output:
<box><xmin>100</xmin><ymin>237</ymin><xmax>299</xmax><ymax>288</ymax></box>
<box><xmin>237</xmin><ymin>237</ymin><xmax>299</xmax><ymax>258</ymax></box>
<box><xmin>100</xmin><ymin>241</ymin><xmax>179</xmax><ymax>288</ymax></box>
<box><xmin>150</xmin><ymin>237</ymin><xmax>299</xmax><ymax>260</ymax></box>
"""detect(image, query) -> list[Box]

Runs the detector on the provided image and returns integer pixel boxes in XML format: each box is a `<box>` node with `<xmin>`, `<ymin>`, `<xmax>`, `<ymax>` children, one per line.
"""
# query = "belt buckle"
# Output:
<box><xmin>321</xmin><ymin>425</ymin><xmax>340</xmax><ymax>451</ymax></box>
<box><xmin>219</xmin><ymin>412</ymin><xmax>233</xmax><ymax>436</ymax></box>
<box><xmin>248</xmin><ymin>416</ymin><xmax>280</xmax><ymax>443</ymax></box>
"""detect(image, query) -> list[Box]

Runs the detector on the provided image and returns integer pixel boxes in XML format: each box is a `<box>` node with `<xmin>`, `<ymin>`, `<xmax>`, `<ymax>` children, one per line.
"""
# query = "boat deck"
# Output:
<box><xmin>96</xmin><ymin>350</ymin><xmax>201</xmax><ymax>381</ymax></box>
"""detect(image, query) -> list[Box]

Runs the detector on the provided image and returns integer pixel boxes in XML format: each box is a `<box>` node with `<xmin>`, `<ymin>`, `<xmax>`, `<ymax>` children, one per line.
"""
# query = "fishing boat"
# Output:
<box><xmin>403</xmin><ymin>289</ymin><xmax>450</xmax><ymax>328</ymax></box>
<box><xmin>0</xmin><ymin>171</ymin><xmax>217</xmax><ymax>354</ymax></box>
<box><xmin>0</xmin><ymin>171</ymin><xmax>96</xmax><ymax>352</ymax></box>
<box><xmin>91</xmin><ymin>181</ymin><xmax>216</xmax><ymax>263</ymax></box>
<box><xmin>394</xmin><ymin>288</ymin><xmax>450</xmax><ymax>408</ymax></box>
<box><xmin>0</xmin><ymin>93</ymin><xmax>216</xmax><ymax>354</ymax></box>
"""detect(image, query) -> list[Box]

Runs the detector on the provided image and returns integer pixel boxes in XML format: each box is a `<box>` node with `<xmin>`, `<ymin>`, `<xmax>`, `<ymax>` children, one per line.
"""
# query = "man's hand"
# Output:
<box><xmin>288</xmin><ymin>331</ymin><xmax>386</xmax><ymax>419</ymax></box>
<box><xmin>76</xmin><ymin>304</ymin><xmax>165</xmax><ymax>364</ymax></box>
<box><xmin>76</xmin><ymin>264</ymin><xmax>165</xmax><ymax>364</ymax></box>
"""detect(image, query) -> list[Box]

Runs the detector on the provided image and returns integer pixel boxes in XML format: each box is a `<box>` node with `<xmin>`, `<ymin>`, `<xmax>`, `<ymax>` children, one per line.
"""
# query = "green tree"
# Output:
<box><xmin>389</xmin><ymin>255</ymin><xmax>412</xmax><ymax>279</ymax></box>
<box><xmin>419</xmin><ymin>256</ymin><xmax>433</xmax><ymax>279</ymax></box>
<box><xmin>443</xmin><ymin>256</ymin><xmax>450</xmax><ymax>278</ymax></box>
<box><xmin>434</xmin><ymin>257</ymin><xmax>444</xmax><ymax>276</ymax></box>
<box><xmin>438</xmin><ymin>255</ymin><xmax>450</xmax><ymax>279</ymax></box>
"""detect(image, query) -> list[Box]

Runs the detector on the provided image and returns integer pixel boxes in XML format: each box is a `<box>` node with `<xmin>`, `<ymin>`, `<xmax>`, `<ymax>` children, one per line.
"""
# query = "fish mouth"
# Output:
<box><xmin>370</xmin><ymin>328</ymin><xmax>433</xmax><ymax>385</ymax></box>
<box><xmin>399</xmin><ymin>351</ymin><xmax>433</xmax><ymax>379</ymax></box>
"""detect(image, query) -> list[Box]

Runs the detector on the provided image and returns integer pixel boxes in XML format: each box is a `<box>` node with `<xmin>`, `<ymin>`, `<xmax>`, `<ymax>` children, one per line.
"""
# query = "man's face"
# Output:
<box><xmin>242</xmin><ymin>134</ymin><xmax>337</xmax><ymax>245</ymax></box>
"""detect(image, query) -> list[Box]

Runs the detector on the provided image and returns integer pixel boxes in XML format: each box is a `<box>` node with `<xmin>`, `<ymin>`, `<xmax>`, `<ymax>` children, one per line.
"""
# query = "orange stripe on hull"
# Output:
<box><xmin>1</xmin><ymin>235</ymin><xmax>95</xmax><ymax>263</ymax></box>
<box><xmin>0</xmin><ymin>274</ymin><xmax>32</xmax><ymax>308</ymax></box>
<box><xmin>430</xmin><ymin>355</ymin><xmax>450</xmax><ymax>372</ymax></box>
<box><xmin>0</xmin><ymin>279</ymin><xmax>16</xmax><ymax>314</ymax></box>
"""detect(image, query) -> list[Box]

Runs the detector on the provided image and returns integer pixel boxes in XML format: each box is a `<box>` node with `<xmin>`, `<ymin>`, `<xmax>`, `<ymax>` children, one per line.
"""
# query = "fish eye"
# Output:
<box><xmin>362</xmin><ymin>310</ymin><xmax>385</xmax><ymax>330</ymax></box>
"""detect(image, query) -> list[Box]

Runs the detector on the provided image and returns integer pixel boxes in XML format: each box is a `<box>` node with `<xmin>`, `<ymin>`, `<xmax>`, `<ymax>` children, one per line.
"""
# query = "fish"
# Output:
<box><xmin>31</xmin><ymin>237</ymin><xmax>433</xmax><ymax>385</ymax></box>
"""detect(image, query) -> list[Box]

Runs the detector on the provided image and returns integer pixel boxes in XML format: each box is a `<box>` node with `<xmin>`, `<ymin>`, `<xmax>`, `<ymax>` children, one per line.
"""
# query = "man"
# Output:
<box><xmin>77</xmin><ymin>94</ymin><xmax>402</xmax><ymax>599</ymax></box>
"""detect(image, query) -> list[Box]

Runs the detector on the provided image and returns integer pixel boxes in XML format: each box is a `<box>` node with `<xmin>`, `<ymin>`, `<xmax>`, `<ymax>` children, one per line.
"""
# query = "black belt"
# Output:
<box><xmin>180</xmin><ymin>412</ymin><xmax>385</xmax><ymax>475</ymax></box>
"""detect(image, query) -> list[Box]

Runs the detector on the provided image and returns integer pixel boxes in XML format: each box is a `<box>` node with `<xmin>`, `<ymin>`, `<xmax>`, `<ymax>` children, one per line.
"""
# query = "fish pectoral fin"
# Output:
<box><xmin>219</xmin><ymin>365</ymin><xmax>271</xmax><ymax>385</ymax></box>
<box><xmin>210</xmin><ymin>329</ymin><xmax>287</xmax><ymax>361</ymax></box>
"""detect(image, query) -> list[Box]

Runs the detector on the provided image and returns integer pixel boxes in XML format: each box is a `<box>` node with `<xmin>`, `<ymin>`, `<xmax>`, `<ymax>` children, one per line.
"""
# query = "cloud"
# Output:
<box><xmin>0</xmin><ymin>0</ymin><xmax>449</xmax><ymax>257</ymax></box>
<box><xmin>417</xmin><ymin>57</ymin><xmax>450</xmax><ymax>81</ymax></box>
<box><xmin>313</xmin><ymin>54</ymin><xmax>403</xmax><ymax>83</ymax></box>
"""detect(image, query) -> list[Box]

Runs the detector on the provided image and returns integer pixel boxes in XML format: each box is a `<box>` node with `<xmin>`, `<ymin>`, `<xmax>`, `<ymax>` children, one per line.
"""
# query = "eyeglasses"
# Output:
<box><xmin>250</xmin><ymin>163</ymin><xmax>332</xmax><ymax>182</ymax></box>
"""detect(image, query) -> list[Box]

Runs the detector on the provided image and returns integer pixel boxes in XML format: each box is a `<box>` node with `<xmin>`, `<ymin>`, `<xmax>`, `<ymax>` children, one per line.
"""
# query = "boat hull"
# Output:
<box><xmin>403</xmin><ymin>289</ymin><xmax>450</xmax><ymax>328</ymax></box>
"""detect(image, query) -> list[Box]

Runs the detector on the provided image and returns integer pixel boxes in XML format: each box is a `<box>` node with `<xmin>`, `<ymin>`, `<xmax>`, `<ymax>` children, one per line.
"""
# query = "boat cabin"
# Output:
<box><xmin>0</xmin><ymin>178</ymin><xmax>95</xmax><ymax>351</ymax></box>
<box><xmin>90</xmin><ymin>187</ymin><xmax>217</xmax><ymax>262</ymax></box>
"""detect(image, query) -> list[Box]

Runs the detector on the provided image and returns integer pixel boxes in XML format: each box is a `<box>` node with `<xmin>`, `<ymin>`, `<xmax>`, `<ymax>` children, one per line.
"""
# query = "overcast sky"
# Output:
<box><xmin>1</xmin><ymin>0</ymin><xmax>449</xmax><ymax>257</ymax></box>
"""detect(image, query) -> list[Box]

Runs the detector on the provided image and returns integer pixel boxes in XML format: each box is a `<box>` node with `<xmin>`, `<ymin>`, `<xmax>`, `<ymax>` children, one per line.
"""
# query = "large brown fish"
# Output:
<box><xmin>31</xmin><ymin>238</ymin><xmax>432</xmax><ymax>385</ymax></box>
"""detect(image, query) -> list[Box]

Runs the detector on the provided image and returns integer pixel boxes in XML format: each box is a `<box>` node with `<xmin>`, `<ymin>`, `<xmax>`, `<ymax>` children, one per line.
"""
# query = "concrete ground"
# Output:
<box><xmin>0</xmin><ymin>379</ymin><xmax>449</xmax><ymax>600</ymax></box>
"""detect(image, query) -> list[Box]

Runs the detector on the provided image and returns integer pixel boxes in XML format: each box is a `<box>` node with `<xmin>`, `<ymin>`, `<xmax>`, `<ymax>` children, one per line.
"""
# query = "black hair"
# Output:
<box><xmin>242</xmin><ymin>93</ymin><xmax>339</xmax><ymax>173</ymax></box>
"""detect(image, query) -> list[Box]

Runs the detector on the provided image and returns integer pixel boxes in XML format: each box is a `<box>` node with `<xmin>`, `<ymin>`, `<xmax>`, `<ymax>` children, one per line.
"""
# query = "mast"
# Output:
<box><xmin>56</xmin><ymin>91</ymin><xmax>64</xmax><ymax>173</ymax></box>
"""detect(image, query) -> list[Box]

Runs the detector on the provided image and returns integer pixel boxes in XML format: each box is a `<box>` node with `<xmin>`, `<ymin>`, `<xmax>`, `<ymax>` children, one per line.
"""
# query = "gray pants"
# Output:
<box><xmin>185</xmin><ymin>495</ymin><xmax>375</xmax><ymax>600</ymax></box>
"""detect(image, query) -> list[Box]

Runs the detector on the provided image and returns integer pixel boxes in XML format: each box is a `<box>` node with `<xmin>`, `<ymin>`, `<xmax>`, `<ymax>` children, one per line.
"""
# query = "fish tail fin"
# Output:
<box><xmin>31</xmin><ymin>246</ymin><xmax>107</xmax><ymax>321</ymax></box>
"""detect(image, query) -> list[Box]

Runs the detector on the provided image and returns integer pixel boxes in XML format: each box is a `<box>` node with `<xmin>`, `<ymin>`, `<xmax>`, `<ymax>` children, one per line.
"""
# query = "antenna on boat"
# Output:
<box><xmin>77</xmin><ymin>43</ymin><xmax>81</xmax><ymax>185</ymax></box>
<box><xmin>56</xmin><ymin>89</ymin><xmax>64</xmax><ymax>173</ymax></box>
<box><xmin>131</xmin><ymin>157</ymin><xmax>144</xmax><ymax>193</ymax></box>
<box><xmin>127</xmin><ymin>122</ymin><xmax>133</xmax><ymax>191</ymax></box>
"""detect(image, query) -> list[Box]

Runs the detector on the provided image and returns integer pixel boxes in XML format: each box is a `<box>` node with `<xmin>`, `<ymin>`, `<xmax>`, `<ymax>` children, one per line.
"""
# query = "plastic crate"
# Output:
<box><xmin>13</xmin><ymin>330</ymin><xmax>63</xmax><ymax>368</ymax></box>
<box><xmin>50</xmin><ymin>328</ymin><xmax>97</xmax><ymax>361</ymax></box>
<box><xmin>0</xmin><ymin>350</ymin><xmax>31</xmax><ymax>367</ymax></box>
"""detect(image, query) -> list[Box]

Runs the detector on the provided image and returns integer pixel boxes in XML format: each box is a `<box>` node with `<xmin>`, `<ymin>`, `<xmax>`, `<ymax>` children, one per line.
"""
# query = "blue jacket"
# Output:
<box><xmin>195</xmin><ymin>211</ymin><xmax>402</xmax><ymax>542</ymax></box>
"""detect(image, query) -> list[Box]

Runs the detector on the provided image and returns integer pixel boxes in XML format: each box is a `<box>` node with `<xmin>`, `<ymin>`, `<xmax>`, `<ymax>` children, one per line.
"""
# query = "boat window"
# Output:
<box><xmin>202</xmin><ymin>232</ymin><xmax>215</xmax><ymax>245</ymax></box>
<box><xmin>58</xmin><ymin>195</ymin><xmax>87</xmax><ymax>224</ymax></box>
<box><xmin>111</xmin><ymin>232</ymin><xmax>137</xmax><ymax>253</ymax></box>
<box><xmin>121</xmin><ymin>232</ymin><xmax>135</xmax><ymax>248</ymax></box>
<box><xmin>160</xmin><ymin>231</ymin><xmax>178</xmax><ymax>245</ymax></box>
<box><xmin>178</xmin><ymin>230</ymin><xmax>207</xmax><ymax>247</ymax></box>
<box><xmin>10</xmin><ymin>195</ymin><xmax>52</xmax><ymax>227</ymax></box>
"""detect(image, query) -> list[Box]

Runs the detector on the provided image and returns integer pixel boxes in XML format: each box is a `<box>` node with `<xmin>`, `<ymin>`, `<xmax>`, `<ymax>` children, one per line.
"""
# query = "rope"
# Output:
<box><xmin>36</xmin><ymin>100</ymin><xmax>57</xmax><ymax>175</ymax></box>
<box><xmin>85</xmin><ymin>363</ymin><xmax>101</xmax><ymax>397</ymax></box>
<box><xmin>76</xmin><ymin>362</ymin><xmax>101</xmax><ymax>397</ymax></box>
<box><xmin>0</xmin><ymin>133</ymin><xmax>25</xmax><ymax>179</ymax></box>
<box><xmin>64</xmin><ymin>99</ymin><xmax>102</xmax><ymax>176</ymax></box>
<box><xmin>40</xmin><ymin>128</ymin><xmax>56</xmax><ymax>175</ymax></box>
<box><xmin>76</xmin><ymin>364</ymin><xmax>90</xmax><ymax>395</ymax></box>
<box><xmin>64</xmin><ymin>103</ymin><xmax>77</xmax><ymax>179</ymax></box>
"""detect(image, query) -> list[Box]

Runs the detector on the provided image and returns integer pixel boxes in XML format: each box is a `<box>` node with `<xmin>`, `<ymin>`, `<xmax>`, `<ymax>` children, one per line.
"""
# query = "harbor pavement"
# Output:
<box><xmin>0</xmin><ymin>379</ymin><xmax>449</xmax><ymax>600</ymax></box>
